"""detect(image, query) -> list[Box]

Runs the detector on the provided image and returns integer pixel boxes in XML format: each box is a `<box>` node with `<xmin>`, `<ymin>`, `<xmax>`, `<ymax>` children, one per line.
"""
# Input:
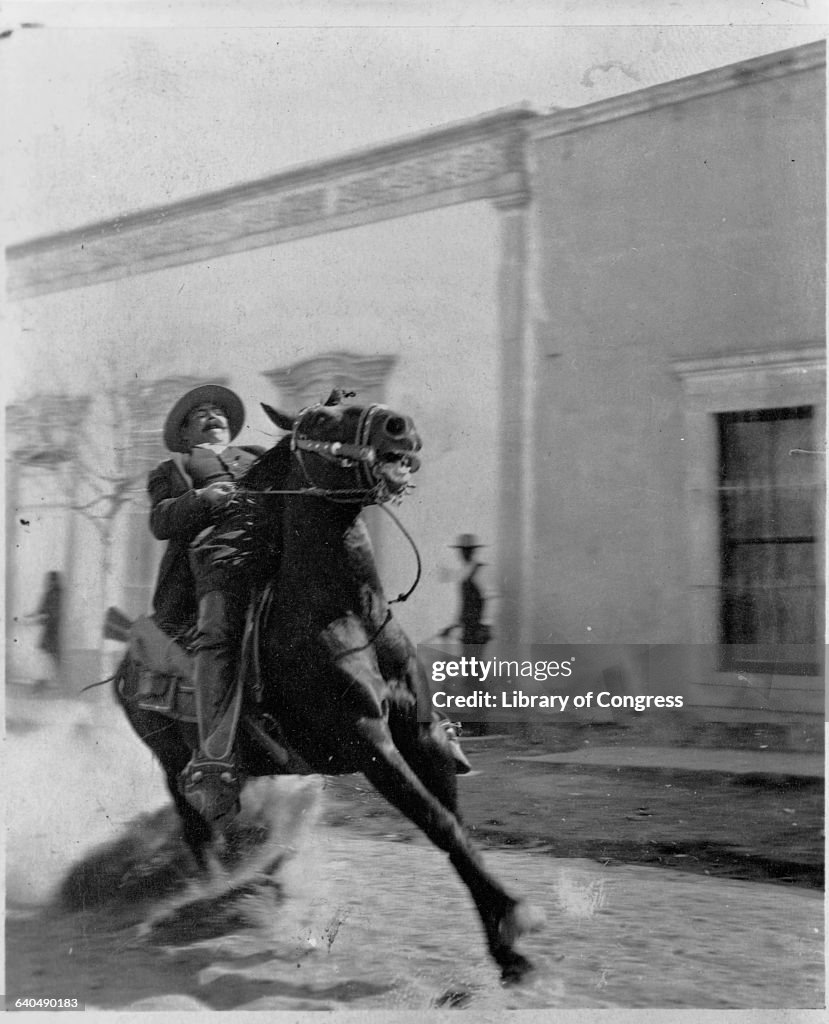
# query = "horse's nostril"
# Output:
<box><xmin>385</xmin><ymin>416</ymin><xmax>407</xmax><ymax>438</ymax></box>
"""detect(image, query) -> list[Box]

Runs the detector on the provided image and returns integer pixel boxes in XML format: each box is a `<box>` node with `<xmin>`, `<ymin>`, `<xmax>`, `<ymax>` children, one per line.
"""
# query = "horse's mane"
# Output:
<box><xmin>241</xmin><ymin>435</ymin><xmax>292</xmax><ymax>491</ymax></box>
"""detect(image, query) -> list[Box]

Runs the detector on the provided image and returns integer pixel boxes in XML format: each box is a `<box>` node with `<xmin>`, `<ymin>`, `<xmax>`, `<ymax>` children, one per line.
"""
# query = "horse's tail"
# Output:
<box><xmin>79</xmin><ymin>674</ymin><xmax>117</xmax><ymax>693</ymax></box>
<box><xmin>110</xmin><ymin>650</ymin><xmax>138</xmax><ymax>706</ymax></box>
<box><xmin>78</xmin><ymin>652</ymin><xmax>133</xmax><ymax>698</ymax></box>
<box><xmin>75</xmin><ymin>608</ymin><xmax>136</xmax><ymax>695</ymax></box>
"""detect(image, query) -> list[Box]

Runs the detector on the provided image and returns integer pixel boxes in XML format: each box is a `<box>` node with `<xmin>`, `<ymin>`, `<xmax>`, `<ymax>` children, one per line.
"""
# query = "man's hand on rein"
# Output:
<box><xmin>198</xmin><ymin>481</ymin><xmax>236</xmax><ymax>508</ymax></box>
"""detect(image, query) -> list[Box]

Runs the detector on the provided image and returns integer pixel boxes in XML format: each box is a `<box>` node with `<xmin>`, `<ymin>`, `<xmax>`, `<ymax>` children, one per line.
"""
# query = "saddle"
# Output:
<box><xmin>114</xmin><ymin>589</ymin><xmax>470</xmax><ymax>775</ymax></box>
<box><xmin>117</xmin><ymin>584</ymin><xmax>274</xmax><ymax>724</ymax></box>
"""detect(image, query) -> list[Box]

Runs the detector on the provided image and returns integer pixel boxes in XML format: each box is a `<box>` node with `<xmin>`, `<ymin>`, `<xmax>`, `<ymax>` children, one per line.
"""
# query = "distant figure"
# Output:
<box><xmin>30</xmin><ymin>570</ymin><xmax>64</xmax><ymax>687</ymax></box>
<box><xmin>440</xmin><ymin>534</ymin><xmax>493</xmax><ymax>651</ymax></box>
<box><xmin>440</xmin><ymin>534</ymin><xmax>493</xmax><ymax>735</ymax></box>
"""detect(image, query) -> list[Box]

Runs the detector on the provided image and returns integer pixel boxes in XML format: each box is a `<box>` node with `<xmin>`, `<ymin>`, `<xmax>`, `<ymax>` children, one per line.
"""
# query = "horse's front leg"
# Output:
<box><xmin>389</xmin><ymin>711</ymin><xmax>460</xmax><ymax>817</ymax></box>
<box><xmin>354</xmin><ymin>717</ymin><xmax>543</xmax><ymax>983</ymax></box>
<box><xmin>378</xmin><ymin>640</ymin><xmax>464</xmax><ymax>817</ymax></box>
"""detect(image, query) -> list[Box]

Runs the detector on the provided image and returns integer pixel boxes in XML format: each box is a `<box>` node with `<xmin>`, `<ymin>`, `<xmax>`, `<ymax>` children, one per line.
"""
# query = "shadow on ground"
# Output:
<box><xmin>321</xmin><ymin>732</ymin><xmax>824</xmax><ymax>889</ymax></box>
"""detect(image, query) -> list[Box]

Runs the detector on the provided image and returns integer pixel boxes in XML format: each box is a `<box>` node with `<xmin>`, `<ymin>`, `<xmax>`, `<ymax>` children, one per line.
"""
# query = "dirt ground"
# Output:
<box><xmin>320</xmin><ymin>732</ymin><xmax>824</xmax><ymax>889</ymax></box>
<box><xmin>5</xmin><ymin>710</ymin><xmax>824</xmax><ymax>1011</ymax></box>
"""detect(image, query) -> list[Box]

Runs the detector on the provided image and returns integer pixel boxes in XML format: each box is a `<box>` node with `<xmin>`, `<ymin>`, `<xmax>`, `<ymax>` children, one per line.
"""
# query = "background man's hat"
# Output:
<box><xmin>451</xmin><ymin>533</ymin><xmax>485</xmax><ymax>549</ymax></box>
<box><xmin>163</xmin><ymin>384</ymin><xmax>245</xmax><ymax>453</ymax></box>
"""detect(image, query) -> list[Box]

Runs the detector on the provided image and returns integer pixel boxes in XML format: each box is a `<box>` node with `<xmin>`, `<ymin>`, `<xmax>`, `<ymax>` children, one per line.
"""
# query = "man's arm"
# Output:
<box><xmin>148</xmin><ymin>462</ymin><xmax>213</xmax><ymax>541</ymax></box>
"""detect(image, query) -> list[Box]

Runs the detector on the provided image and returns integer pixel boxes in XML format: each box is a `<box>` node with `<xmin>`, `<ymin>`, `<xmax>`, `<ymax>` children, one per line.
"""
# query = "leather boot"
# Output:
<box><xmin>181</xmin><ymin>591</ymin><xmax>244</xmax><ymax>823</ymax></box>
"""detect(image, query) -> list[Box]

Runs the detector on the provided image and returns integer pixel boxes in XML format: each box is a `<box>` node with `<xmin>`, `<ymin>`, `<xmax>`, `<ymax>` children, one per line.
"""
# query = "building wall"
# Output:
<box><xmin>7</xmin><ymin>202</ymin><xmax>502</xmax><ymax>685</ymax></box>
<box><xmin>528</xmin><ymin>60</ymin><xmax>825</xmax><ymax>715</ymax></box>
<box><xmin>7</xmin><ymin>45</ymin><xmax>824</xmax><ymax>724</ymax></box>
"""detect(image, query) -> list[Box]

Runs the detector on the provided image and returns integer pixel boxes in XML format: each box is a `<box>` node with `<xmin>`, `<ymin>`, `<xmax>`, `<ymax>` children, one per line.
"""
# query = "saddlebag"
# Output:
<box><xmin>126</xmin><ymin>616</ymin><xmax>197</xmax><ymax>720</ymax></box>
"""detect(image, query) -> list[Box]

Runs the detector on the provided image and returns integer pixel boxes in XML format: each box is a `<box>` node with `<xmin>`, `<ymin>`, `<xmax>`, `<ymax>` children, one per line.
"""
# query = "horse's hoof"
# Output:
<box><xmin>498</xmin><ymin>900</ymin><xmax>545</xmax><ymax>946</ymax></box>
<box><xmin>499</xmin><ymin>951</ymin><xmax>535</xmax><ymax>986</ymax></box>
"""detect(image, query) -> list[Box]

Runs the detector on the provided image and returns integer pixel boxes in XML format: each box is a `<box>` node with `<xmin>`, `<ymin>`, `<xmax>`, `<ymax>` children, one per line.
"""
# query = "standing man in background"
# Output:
<box><xmin>441</xmin><ymin>533</ymin><xmax>493</xmax><ymax>653</ymax></box>
<box><xmin>440</xmin><ymin>533</ymin><xmax>493</xmax><ymax>736</ymax></box>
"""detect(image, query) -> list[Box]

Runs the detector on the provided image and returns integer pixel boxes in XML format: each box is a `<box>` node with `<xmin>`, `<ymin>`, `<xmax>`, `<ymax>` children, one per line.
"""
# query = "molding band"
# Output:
<box><xmin>7</xmin><ymin>110</ymin><xmax>534</xmax><ymax>299</ymax></box>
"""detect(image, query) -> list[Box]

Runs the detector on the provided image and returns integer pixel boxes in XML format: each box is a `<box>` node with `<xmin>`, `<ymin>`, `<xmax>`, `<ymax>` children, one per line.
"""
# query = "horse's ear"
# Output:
<box><xmin>261</xmin><ymin>403</ymin><xmax>296</xmax><ymax>432</ymax></box>
<box><xmin>324</xmin><ymin>388</ymin><xmax>356</xmax><ymax>406</ymax></box>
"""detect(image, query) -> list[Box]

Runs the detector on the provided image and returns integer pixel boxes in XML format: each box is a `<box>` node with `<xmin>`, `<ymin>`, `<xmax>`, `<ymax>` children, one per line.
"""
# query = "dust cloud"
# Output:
<box><xmin>6</xmin><ymin>690</ymin><xmax>329</xmax><ymax>914</ymax></box>
<box><xmin>6</xmin><ymin>691</ymin><xmax>170</xmax><ymax>905</ymax></box>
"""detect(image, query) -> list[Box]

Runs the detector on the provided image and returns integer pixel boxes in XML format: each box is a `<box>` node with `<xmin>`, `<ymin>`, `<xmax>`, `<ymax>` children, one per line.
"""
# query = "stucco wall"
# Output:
<box><xmin>8</xmin><ymin>201</ymin><xmax>501</xmax><ymax>670</ymax></box>
<box><xmin>528</xmin><ymin>65</ymin><xmax>825</xmax><ymax>648</ymax></box>
<box><xmin>525</xmin><ymin>64</ymin><xmax>825</xmax><ymax>720</ymax></box>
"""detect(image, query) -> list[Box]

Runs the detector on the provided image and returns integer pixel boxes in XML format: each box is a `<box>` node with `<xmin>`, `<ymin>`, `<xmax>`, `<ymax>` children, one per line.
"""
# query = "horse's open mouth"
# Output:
<box><xmin>376</xmin><ymin>452</ymin><xmax>419</xmax><ymax>491</ymax></box>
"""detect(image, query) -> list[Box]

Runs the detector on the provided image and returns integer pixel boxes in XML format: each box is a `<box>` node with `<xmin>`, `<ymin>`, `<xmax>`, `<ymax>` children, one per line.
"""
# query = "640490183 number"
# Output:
<box><xmin>7</xmin><ymin>997</ymin><xmax>83</xmax><ymax>1011</ymax></box>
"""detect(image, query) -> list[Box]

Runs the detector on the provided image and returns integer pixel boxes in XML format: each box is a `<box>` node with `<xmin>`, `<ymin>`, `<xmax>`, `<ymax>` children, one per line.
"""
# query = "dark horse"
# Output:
<box><xmin>116</xmin><ymin>394</ymin><xmax>542</xmax><ymax>981</ymax></box>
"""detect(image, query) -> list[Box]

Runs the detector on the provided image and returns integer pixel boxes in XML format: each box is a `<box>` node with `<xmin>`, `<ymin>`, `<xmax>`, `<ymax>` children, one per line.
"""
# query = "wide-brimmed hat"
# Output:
<box><xmin>451</xmin><ymin>533</ymin><xmax>486</xmax><ymax>550</ymax></box>
<box><xmin>163</xmin><ymin>384</ymin><xmax>245</xmax><ymax>453</ymax></box>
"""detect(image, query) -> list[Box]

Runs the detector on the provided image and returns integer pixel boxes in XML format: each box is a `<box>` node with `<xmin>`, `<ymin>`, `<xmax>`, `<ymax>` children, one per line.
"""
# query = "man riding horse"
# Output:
<box><xmin>128</xmin><ymin>386</ymin><xmax>539</xmax><ymax>981</ymax></box>
<box><xmin>149</xmin><ymin>383</ymin><xmax>468</xmax><ymax>824</ymax></box>
<box><xmin>148</xmin><ymin>384</ymin><xmax>276</xmax><ymax>822</ymax></box>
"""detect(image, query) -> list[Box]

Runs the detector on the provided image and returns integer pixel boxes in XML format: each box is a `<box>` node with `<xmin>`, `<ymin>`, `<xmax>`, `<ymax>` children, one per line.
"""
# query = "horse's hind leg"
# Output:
<box><xmin>129</xmin><ymin>710</ymin><xmax>213</xmax><ymax>871</ymax></box>
<box><xmin>355</xmin><ymin>718</ymin><xmax>542</xmax><ymax>982</ymax></box>
<box><xmin>115</xmin><ymin>663</ymin><xmax>215</xmax><ymax>871</ymax></box>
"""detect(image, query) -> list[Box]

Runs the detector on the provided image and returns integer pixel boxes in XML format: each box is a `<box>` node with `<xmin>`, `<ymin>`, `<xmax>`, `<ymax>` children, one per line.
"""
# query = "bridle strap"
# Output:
<box><xmin>291</xmin><ymin>402</ymin><xmax>390</xmax><ymax>503</ymax></box>
<box><xmin>293</xmin><ymin>438</ymin><xmax>374</xmax><ymax>464</ymax></box>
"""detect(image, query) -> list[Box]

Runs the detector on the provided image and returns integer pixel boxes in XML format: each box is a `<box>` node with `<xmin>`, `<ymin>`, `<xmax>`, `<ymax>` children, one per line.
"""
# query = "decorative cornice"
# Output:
<box><xmin>264</xmin><ymin>352</ymin><xmax>398</xmax><ymax>409</ymax></box>
<box><xmin>491</xmin><ymin>190</ymin><xmax>532</xmax><ymax>211</ymax></box>
<box><xmin>6</xmin><ymin>108</ymin><xmax>535</xmax><ymax>300</ymax></box>
<box><xmin>7</xmin><ymin>40</ymin><xmax>822</xmax><ymax>300</ymax></box>
<box><xmin>673</xmin><ymin>345</ymin><xmax>826</xmax><ymax>375</ymax></box>
<box><xmin>531</xmin><ymin>40</ymin><xmax>825</xmax><ymax>142</ymax></box>
<box><xmin>672</xmin><ymin>345</ymin><xmax>826</xmax><ymax>396</ymax></box>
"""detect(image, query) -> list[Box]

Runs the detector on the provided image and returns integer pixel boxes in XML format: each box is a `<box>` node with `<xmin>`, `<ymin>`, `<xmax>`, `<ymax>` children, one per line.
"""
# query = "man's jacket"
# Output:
<box><xmin>147</xmin><ymin>447</ymin><xmax>264</xmax><ymax>632</ymax></box>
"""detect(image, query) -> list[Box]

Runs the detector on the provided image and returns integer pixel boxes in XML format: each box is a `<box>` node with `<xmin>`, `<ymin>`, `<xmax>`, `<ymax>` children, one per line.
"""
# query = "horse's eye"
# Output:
<box><xmin>384</xmin><ymin>416</ymin><xmax>407</xmax><ymax>438</ymax></box>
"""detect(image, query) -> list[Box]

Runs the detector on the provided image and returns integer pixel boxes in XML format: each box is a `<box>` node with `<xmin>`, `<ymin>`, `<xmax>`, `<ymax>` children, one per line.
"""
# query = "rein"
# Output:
<box><xmin>237</xmin><ymin>485</ymin><xmax>422</xmax><ymax>603</ymax></box>
<box><xmin>378</xmin><ymin>503</ymin><xmax>422</xmax><ymax>605</ymax></box>
<box><xmin>327</xmin><ymin>505</ymin><xmax>421</xmax><ymax>659</ymax></box>
<box><xmin>241</xmin><ymin>484</ymin><xmax>384</xmax><ymax>501</ymax></box>
<box><xmin>330</xmin><ymin>502</ymin><xmax>423</xmax><ymax>657</ymax></box>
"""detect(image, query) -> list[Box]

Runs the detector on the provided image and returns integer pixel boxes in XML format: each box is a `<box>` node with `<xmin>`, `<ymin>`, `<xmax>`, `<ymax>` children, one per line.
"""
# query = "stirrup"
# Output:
<box><xmin>180</xmin><ymin>755</ymin><xmax>241</xmax><ymax>824</ymax></box>
<box><xmin>439</xmin><ymin>720</ymin><xmax>472</xmax><ymax>775</ymax></box>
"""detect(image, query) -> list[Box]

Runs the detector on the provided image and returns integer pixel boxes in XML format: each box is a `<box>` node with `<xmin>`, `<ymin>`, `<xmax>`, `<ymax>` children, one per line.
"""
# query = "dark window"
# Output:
<box><xmin>718</xmin><ymin>406</ymin><xmax>823</xmax><ymax>675</ymax></box>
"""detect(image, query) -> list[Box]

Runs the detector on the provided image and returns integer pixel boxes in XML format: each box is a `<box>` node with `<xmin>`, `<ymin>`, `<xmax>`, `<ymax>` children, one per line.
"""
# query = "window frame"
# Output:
<box><xmin>672</xmin><ymin>347</ymin><xmax>825</xmax><ymax>679</ymax></box>
<box><xmin>716</xmin><ymin>404</ymin><xmax>820</xmax><ymax>675</ymax></box>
